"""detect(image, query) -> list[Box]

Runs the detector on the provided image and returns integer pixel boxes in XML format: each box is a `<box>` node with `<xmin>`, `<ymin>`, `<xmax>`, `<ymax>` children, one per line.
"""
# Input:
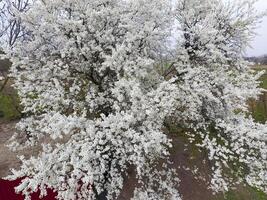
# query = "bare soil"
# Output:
<box><xmin>0</xmin><ymin>121</ymin><xmax>40</xmax><ymax>178</ymax></box>
<box><xmin>0</xmin><ymin>121</ymin><xmax>19</xmax><ymax>178</ymax></box>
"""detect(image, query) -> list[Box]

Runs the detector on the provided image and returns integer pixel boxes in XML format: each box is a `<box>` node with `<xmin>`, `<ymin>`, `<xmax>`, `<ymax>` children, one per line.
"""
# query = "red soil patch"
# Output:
<box><xmin>0</xmin><ymin>179</ymin><xmax>56</xmax><ymax>200</ymax></box>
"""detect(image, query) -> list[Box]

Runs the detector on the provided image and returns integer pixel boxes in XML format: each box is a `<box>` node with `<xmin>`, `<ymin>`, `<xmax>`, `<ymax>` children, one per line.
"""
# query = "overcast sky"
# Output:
<box><xmin>246</xmin><ymin>0</ymin><xmax>267</xmax><ymax>56</ymax></box>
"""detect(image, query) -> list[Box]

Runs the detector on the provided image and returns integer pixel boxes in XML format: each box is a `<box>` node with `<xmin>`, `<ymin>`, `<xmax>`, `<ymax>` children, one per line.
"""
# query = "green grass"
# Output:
<box><xmin>0</xmin><ymin>93</ymin><xmax>21</xmax><ymax>120</ymax></box>
<box><xmin>251</xmin><ymin>100</ymin><xmax>267</xmax><ymax>123</ymax></box>
<box><xmin>248</xmin><ymin>67</ymin><xmax>267</xmax><ymax>122</ymax></box>
<box><xmin>250</xmin><ymin>69</ymin><xmax>267</xmax><ymax>123</ymax></box>
<box><xmin>259</xmin><ymin>73</ymin><xmax>267</xmax><ymax>89</ymax></box>
<box><xmin>222</xmin><ymin>186</ymin><xmax>267</xmax><ymax>200</ymax></box>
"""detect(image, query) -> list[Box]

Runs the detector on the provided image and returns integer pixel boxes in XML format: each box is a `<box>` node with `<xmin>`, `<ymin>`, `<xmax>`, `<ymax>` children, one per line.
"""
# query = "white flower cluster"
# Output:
<box><xmin>174</xmin><ymin>0</ymin><xmax>267</xmax><ymax>193</ymax></box>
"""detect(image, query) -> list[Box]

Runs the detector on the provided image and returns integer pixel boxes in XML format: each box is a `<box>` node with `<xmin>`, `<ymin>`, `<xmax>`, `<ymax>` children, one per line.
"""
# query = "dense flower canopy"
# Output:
<box><xmin>8</xmin><ymin>0</ymin><xmax>181</xmax><ymax>199</ymax></box>
<box><xmin>4</xmin><ymin>0</ymin><xmax>267</xmax><ymax>199</ymax></box>
<box><xmin>173</xmin><ymin>0</ymin><xmax>267</xmax><ymax>193</ymax></box>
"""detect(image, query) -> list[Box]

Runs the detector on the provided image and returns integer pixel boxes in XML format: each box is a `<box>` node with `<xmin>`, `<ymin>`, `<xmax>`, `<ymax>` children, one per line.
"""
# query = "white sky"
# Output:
<box><xmin>246</xmin><ymin>0</ymin><xmax>267</xmax><ymax>56</ymax></box>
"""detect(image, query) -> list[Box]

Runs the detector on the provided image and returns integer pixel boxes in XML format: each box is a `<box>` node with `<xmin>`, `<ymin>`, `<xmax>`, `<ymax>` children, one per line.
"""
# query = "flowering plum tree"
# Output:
<box><xmin>5</xmin><ymin>0</ymin><xmax>267</xmax><ymax>199</ymax></box>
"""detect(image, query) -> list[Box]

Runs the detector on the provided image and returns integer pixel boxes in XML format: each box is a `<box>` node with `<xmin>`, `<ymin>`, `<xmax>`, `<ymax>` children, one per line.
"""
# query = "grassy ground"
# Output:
<box><xmin>0</xmin><ymin>93</ymin><xmax>20</xmax><ymax>120</ymax></box>
<box><xmin>223</xmin><ymin>187</ymin><xmax>267</xmax><ymax>200</ymax></box>
<box><xmin>0</xmin><ymin>80</ymin><xmax>21</xmax><ymax>121</ymax></box>
<box><xmin>250</xmin><ymin>67</ymin><xmax>267</xmax><ymax>122</ymax></box>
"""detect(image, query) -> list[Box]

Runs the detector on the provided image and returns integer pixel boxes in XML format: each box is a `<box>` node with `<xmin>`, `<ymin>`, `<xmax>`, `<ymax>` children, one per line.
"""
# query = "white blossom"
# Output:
<box><xmin>173</xmin><ymin>0</ymin><xmax>267</xmax><ymax>193</ymax></box>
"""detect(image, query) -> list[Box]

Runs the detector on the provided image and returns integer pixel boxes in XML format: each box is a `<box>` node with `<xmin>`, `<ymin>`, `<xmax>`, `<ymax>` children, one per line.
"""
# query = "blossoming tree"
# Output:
<box><xmin>6</xmin><ymin>0</ymin><xmax>267</xmax><ymax>199</ymax></box>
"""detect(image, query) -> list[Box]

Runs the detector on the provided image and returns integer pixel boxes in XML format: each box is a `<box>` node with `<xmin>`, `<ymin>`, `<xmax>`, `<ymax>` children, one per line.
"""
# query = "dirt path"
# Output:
<box><xmin>0</xmin><ymin>121</ymin><xmax>40</xmax><ymax>179</ymax></box>
<box><xmin>0</xmin><ymin>121</ymin><xmax>19</xmax><ymax>178</ymax></box>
